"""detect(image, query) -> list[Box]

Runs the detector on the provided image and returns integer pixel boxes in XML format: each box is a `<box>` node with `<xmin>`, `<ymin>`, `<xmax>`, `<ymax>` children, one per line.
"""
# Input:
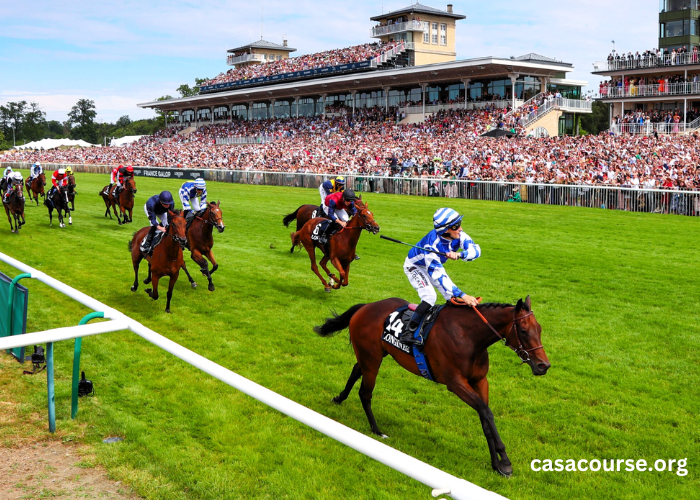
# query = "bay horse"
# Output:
<box><xmin>180</xmin><ymin>201</ymin><xmax>226</xmax><ymax>292</ymax></box>
<box><xmin>291</xmin><ymin>198</ymin><xmax>379</xmax><ymax>292</ymax></box>
<box><xmin>44</xmin><ymin>185</ymin><xmax>71</xmax><ymax>228</ymax></box>
<box><xmin>128</xmin><ymin>210</ymin><xmax>187</xmax><ymax>313</ymax></box>
<box><xmin>3</xmin><ymin>188</ymin><xmax>26</xmax><ymax>234</ymax></box>
<box><xmin>25</xmin><ymin>173</ymin><xmax>46</xmax><ymax>206</ymax></box>
<box><xmin>283</xmin><ymin>204</ymin><xmax>325</xmax><ymax>253</ymax></box>
<box><xmin>66</xmin><ymin>174</ymin><xmax>77</xmax><ymax>211</ymax></box>
<box><xmin>100</xmin><ymin>177</ymin><xmax>137</xmax><ymax>224</ymax></box>
<box><xmin>314</xmin><ymin>296</ymin><xmax>550</xmax><ymax>477</ymax></box>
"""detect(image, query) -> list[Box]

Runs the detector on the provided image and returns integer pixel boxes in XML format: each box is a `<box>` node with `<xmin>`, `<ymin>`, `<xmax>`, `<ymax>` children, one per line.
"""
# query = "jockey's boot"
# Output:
<box><xmin>143</xmin><ymin>226</ymin><xmax>157</xmax><ymax>255</ymax></box>
<box><xmin>185</xmin><ymin>210</ymin><xmax>196</xmax><ymax>225</ymax></box>
<box><xmin>399</xmin><ymin>301</ymin><xmax>432</xmax><ymax>346</ymax></box>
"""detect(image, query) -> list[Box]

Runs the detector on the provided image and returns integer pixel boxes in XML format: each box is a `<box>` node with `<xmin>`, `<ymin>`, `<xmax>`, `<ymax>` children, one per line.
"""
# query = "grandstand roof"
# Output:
<box><xmin>370</xmin><ymin>2</ymin><xmax>466</xmax><ymax>21</ymax></box>
<box><xmin>227</xmin><ymin>39</ymin><xmax>296</xmax><ymax>54</ymax></box>
<box><xmin>514</xmin><ymin>53</ymin><xmax>561</xmax><ymax>63</ymax></box>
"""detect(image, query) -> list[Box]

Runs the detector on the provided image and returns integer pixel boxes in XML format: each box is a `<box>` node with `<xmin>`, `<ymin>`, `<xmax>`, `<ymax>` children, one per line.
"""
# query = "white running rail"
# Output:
<box><xmin>0</xmin><ymin>252</ymin><xmax>507</xmax><ymax>500</ymax></box>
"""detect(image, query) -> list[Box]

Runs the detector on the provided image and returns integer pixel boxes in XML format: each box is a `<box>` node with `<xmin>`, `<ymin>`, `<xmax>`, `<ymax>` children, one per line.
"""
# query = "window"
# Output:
<box><xmin>440</xmin><ymin>23</ymin><xmax>447</xmax><ymax>45</ymax></box>
<box><xmin>277</xmin><ymin>55</ymin><xmax>283</xmax><ymax>61</ymax></box>
<box><xmin>432</xmin><ymin>22</ymin><xmax>438</xmax><ymax>44</ymax></box>
<box><xmin>423</xmin><ymin>21</ymin><xmax>430</xmax><ymax>43</ymax></box>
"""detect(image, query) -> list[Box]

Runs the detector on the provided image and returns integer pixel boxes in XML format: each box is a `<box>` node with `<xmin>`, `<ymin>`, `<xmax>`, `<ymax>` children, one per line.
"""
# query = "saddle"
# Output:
<box><xmin>381</xmin><ymin>303</ymin><xmax>446</xmax><ymax>381</ymax></box>
<box><xmin>140</xmin><ymin>230</ymin><xmax>166</xmax><ymax>254</ymax></box>
<box><xmin>310</xmin><ymin>218</ymin><xmax>339</xmax><ymax>255</ymax></box>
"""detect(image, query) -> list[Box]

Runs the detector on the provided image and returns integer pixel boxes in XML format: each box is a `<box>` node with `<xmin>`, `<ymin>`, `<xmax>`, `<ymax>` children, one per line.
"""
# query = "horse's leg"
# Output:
<box><xmin>143</xmin><ymin>263</ymin><xmax>152</xmax><ymax>284</ymax></box>
<box><xmin>192</xmin><ymin>249</ymin><xmax>214</xmax><ymax>291</ymax></box>
<box><xmin>319</xmin><ymin>255</ymin><xmax>337</xmax><ymax>283</ymax></box>
<box><xmin>447</xmin><ymin>376</ymin><xmax>512</xmax><ymax>477</ymax></box>
<box><xmin>145</xmin><ymin>274</ymin><xmax>160</xmax><ymax>300</ymax></box>
<box><xmin>206</xmin><ymin>249</ymin><xmax>218</xmax><ymax>275</ymax></box>
<box><xmin>289</xmin><ymin>232</ymin><xmax>296</xmax><ymax>253</ymax></box>
<box><xmin>131</xmin><ymin>254</ymin><xmax>142</xmax><ymax>292</ymax></box>
<box><xmin>67</xmin><ymin>207</ymin><xmax>72</xmax><ymax>225</ymax></box>
<box><xmin>332</xmin><ymin>363</ymin><xmax>362</xmax><ymax>404</ymax></box>
<box><xmin>181</xmin><ymin>261</ymin><xmax>197</xmax><ymax>289</ymax></box>
<box><xmin>165</xmin><ymin>272</ymin><xmax>179</xmax><ymax>313</ymax></box>
<box><xmin>303</xmin><ymin>240</ymin><xmax>331</xmax><ymax>292</ymax></box>
<box><xmin>341</xmin><ymin>261</ymin><xmax>351</xmax><ymax>287</ymax></box>
<box><xmin>330</xmin><ymin>256</ymin><xmax>345</xmax><ymax>290</ymax></box>
<box><xmin>6</xmin><ymin>208</ymin><xmax>15</xmax><ymax>233</ymax></box>
<box><xmin>48</xmin><ymin>206</ymin><xmax>53</xmax><ymax>227</ymax></box>
<box><xmin>357</xmin><ymin>366</ymin><xmax>387</xmax><ymax>438</ymax></box>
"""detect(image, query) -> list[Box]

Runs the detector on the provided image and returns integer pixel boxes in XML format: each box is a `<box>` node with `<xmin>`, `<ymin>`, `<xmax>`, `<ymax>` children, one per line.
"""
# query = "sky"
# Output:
<box><xmin>0</xmin><ymin>1</ymin><xmax>658</xmax><ymax>124</ymax></box>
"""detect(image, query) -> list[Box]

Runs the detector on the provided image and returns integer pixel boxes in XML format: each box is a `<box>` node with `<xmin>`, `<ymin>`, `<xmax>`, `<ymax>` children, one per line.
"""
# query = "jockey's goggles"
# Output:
<box><xmin>448</xmin><ymin>222</ymin><xmax>462</xmax><ymax>231</ymax></box>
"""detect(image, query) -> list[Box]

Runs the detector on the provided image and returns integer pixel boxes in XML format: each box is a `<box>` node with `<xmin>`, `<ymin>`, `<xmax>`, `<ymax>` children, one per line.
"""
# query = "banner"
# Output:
<box><xmin>132</xmin><ymin>167</ymin><xmax>206</xmax><ymax>181</ymax></box>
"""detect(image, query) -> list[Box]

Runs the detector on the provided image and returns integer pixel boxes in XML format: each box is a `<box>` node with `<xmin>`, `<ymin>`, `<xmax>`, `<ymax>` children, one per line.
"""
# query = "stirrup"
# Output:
<box><xmin>400</xmin><ymin>323</ymin><xmax>423</xmax><ymax>345</ymax></box>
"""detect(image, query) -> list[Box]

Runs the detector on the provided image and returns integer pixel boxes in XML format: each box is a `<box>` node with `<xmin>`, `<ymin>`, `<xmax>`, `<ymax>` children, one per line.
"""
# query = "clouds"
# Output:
<box><xmin>1</xmin><ymin>1</ymin><xmax>660</xmax><ymax>122</ymax></box>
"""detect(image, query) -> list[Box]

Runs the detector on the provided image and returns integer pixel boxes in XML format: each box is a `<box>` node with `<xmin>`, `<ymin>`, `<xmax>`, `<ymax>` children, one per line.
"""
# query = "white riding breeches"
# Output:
<box><xmin>322</xmin><ymin>205</ymin><xmax>349</xmax><ymax>222</ymax></box>
<box><xmin>319</xmin><ymin>185</ymin><xmax>327</xmax><ymax>205</ymax></box>
<box><xmin>143</xmin><ymin>204</ymin><xmax>168</xmax><ymax>226</ymax></box>
<box><xmin>189</xmin><ymin>197</ymin><xmax>202</xmax><ymax>212</ymax></box>
<box><xmin>403</xmin><ymin>258</ymin><xmax>440</xmax><ymax>306</ymax></box>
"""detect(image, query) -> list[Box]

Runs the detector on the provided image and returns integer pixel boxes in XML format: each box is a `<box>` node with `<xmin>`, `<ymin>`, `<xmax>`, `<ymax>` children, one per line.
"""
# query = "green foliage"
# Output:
<box><xmin>115</xmin><ymin>115</ymin><xmax>132</xmax><ymax>128</ymax></box>
<box><xmin>67</xmin><ymin>98</ymin><xmax>99</xmax><ymax>144</ymax></box>
<box><xmin>580</xmin><ymin>100</ymin><xmax>610</xmax><ymax>135</ymax></box>
<box><xmin>0</xmin><ymin>171</ymin><xmax>698</xmax><ymax>500</ymax></box>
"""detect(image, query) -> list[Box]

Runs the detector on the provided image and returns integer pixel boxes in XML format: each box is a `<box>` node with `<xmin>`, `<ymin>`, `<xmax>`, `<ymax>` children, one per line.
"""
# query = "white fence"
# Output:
<box><xmin>402</xmin><ymin>101</ymin><xmax>518</xmax><ymax>115</ymax></box>
<box><xmin>609</xmin><ymin>122</ymin><xmax>691</xmax><ymax>135</ymax></box>
<box><xmin>594</xmin><ymin>50</ymin><xmax>700</xmax><ymax>72</ymax></box>
<box><xmin>0</xmin><ymin>252</ymin><xmax>505</xmax><ymax>500</ymax></box>
<box><xmin>370</xmin><ymin>20</ymin><xmax>424</xmax><ymax>37</ymax></box>
<box><xmin>600</xmin><ymin>82</ymin><xmax>700</xmax><ymax>99</ymax></box>
<box><xmin>215</xmin><ymin>136</ymin><xmax>276</xmax><ymax>145</ymax></box>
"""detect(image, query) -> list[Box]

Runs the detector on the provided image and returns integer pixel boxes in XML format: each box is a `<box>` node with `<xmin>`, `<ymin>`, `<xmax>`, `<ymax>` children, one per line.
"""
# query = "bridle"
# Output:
<box><xmin>345</xmin><ymin>206</ymin><xmax>378</xmax><ymax>233</ymax></box>
<box><xmin>165</xmin><ymin>214</ymin><xmax>188</xmax><ymax>250</ymax></box>
<box><xmin>470</xmin><ymin>305</ymin><xmax>545</xmax><ymax>364</ymax></box>
<box><xmin>197</xmin><ymin>206</ymin><xmax>223</xmax><ymax>228</ymax></box>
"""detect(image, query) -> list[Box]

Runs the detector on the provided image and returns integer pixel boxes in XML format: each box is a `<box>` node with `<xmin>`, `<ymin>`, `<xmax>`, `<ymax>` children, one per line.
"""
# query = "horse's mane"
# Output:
<box><xmin>476</xmin><ymin>301</ymin><xmax>530</xmax><ymax>312</ymax></box>
<box><xmin>171</xmin><ymin>209</ymin><xmax>182</xmax><ymax>216</ymax></box>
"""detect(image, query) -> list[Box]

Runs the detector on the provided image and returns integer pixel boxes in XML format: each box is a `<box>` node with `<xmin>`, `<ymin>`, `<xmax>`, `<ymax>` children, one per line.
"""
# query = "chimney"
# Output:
<box><xmin>283</xmin><ymin>39</ymin><xmax>288</xmax><ymax>47</ymax></box>
<box><xmin>447</xmin><ymin>4</ymin><xmax>453</xmax><ymax>13</ymax></box>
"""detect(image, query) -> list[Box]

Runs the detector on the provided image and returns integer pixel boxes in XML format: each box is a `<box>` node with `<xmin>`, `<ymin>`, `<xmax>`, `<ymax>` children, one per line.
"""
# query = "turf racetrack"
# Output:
<box><xmin>0</xmin><ymin>169</ymin><xmax>698</xmax><ymax>500</ymax></box>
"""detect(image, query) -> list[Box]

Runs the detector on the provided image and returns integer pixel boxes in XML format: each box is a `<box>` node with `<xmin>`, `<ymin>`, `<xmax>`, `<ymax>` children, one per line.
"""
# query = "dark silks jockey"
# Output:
<box><xmin>178</xmin><ymin>178</ymin><xmax>207</xmax><ymax>224</ymax></box>
<box><xmin>142</xmin><ymin>191</ymin><xmax>174</xmax><ymax>255</ymax></box>
<box><xmin>317</xmin><ymin>189</ymin><xmax>358</xmax><ymax>247</ymax></box>
<box><xmin>399</xmin><ymin>207</ymin><xmax>481</xmax><ymax>345</ymax></box>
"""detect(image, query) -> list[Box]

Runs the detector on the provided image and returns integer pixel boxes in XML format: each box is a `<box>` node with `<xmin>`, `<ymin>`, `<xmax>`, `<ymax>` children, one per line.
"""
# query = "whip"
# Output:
<box><xmin>379</xmin><ymin>235</ymin><xmax>449</xmax><ymax>258</ymax></box>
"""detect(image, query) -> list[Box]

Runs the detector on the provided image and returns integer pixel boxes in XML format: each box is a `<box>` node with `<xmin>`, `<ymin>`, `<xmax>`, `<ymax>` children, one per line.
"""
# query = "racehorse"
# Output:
<box><xmin>100</xmin><ymin>177</ymin><xmax>137</xmax><ymax>224</ymax></box>
<box><xmin>283</xmin><ymin>204</ymin><xmax>325</xmax><ymax>252</ymax></box>
<box><xmin>44</xmin><ymin>185</ymin><xmax>72</xmax><ymax>228</ymax></box>
<box><xmin>180</xmin><ymin>201</ymin><xmax>226</xmax><ymax>292</ymax></box>
<box><xmin>66</xmin><ymin>174</ymin><xmax>76</xmax><ymax>211</ymax></box>
<box><xmin>314</xmin><ymin>296</ymin><xmax>550</xmax><ymax>477</ymax></box>
<box><xmin>128</xmin><ymin>210</ymin><xmax>187</xmax><ymax>313</ymax></box>
<box><xmin>291</xmin><ymin>198</ymin><xmax>379</xmax><ymax>292</ymax></box>
<box><xmin>25</xmin><ymin>173</ymin><xmax>46</xmax><ymax>206</ymax></box>
<box><xmin>3</xmin><ymin>188</ymin><xmax>25</xmax><ymax>234</ymax></box>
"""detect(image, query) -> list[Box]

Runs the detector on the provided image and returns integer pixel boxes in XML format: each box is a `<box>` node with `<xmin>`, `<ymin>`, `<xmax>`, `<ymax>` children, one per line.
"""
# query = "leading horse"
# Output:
<box><xmin>291</xmin><ymin>198</ymin><xmax>379</xmax><ymax>292</ymax></box>
<box><xmin>180</xmin><ymin>201</ymin><xmax>226</xmax><ymax>292</ymax></box>
<box><xmin>66</xmin><ymin>174</ymin><xmax>77</xmax><ymax>211</ymax></box>
<box><xmin>25</xmin><ymin>173</ymin><xmax>46</xmax><ymax>206</ymax></box>
<box><xmin>3</xmin><ymin>188</ymin><xmax>25</xmax><ymax>234</ymax></box>
<box><xmin>128</xmin><ymin>210</ymin><xmax>187</xmax><ymax>313</ymax></box>
<box><xmin>314</xmin><ymin>296</ymin><xmax>550</xmax><ymax>476</ymax></box>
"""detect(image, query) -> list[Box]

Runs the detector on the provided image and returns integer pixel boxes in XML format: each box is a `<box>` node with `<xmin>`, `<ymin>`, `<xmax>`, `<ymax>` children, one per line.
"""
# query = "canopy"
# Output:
<box><xmin>110</xmin><ymin>135</ymin><xmax>144</xmax><ymax>147</ymax></box>
<box><xmin>14</xmin><ymin>138</ymin><xmax>100</xmax><ymax>150</ymax></box>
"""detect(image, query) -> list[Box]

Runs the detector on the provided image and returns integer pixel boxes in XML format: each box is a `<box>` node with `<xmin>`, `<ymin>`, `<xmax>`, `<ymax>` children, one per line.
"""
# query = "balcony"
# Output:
<box><xmin>598</xmin><ymin>81</ymin><xmax>700</xmax><ymax>99</ymax></box>
<box><xmin>227</xmin><ymin>54</ymin><xmax>266</xmax><ymax>66</ymax></box>
<box><xmin>370</xmin><ymin>20</ymin><xmax>424</xmax><ymax>38</ymax></box>
<box><xmin>593</xmin><ymin>51</ymin><xmax>700</xmax><ymax>72</ymax></box>
<box><xmin>660</xmin><ymin>0</ymin><xmax>698</xmax><ymax>13</ymax></box>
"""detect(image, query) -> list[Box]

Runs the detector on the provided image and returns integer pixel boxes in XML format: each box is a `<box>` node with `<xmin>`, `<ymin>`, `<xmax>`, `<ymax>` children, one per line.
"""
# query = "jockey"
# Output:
<box><xmin>179</xmin><ymin>177</ymin><xmax>207</xmax><ymax>224</ymax></box>
<box><xmin>318</xmin><ymin>189</ymin><xmax>358</xmax><ymax>246</ymax></box>
<box><xmin>142</xmin><ymin>191</ymin><xmax>174</xmax><ymax>255</ymax></box>
<box><xmin>111</xmin><ymin>165</ymin><xmax>133</xmax><ymax>196</ymax></box>
<box><xmin>3</xmin><ymin>172</ymin><xmax>24</xmax><ymax>203</ymax></box>
<box><xmin>319</xmin><ymin>176</ymin><xmax>345</xmax><ymax>206</ymax></box>
<box><xmin>399</xmin><ymin>208</ymin><xmax>481</xmax><ymax>345</ymax></box>
<box><xmin>64</xmin><ymin>166</ymin><xmax>76</xmax><ymax>196</ymax></box>
<box><xmin>2</xmin><ymin>166</ymin><xmax>12</xmax><ymax>184</ymax></box>
<box><xmin>48</xmin><ymin>168</ymin><xmax>69</xmax><ymax>204</ymax></box>
<box><xmin>28</xmin><ymin>163</ymin><xmax>43</xmax><ymax>183</ymax></box>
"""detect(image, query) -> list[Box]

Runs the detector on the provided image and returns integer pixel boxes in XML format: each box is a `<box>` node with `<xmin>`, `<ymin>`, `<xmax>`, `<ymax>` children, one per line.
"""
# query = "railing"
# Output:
<box><xmin>370</xmin><ymin>20</ymin><xmax>424</xmax><ymax>37</ymax></box>
<box><xmin>3</xmin><ymin>162</ymin><xmax>698</xmax><ymax>217</ymax></box>
<box><xmin>401</xmin><ymin>101</ymin><xmax>517</xmax><ymax>115</ymax></box>
<box><xmin>609</xmin><ymin>122</ymin><xmax>689</xmax><ymax>135</ymax></box>
<box><xmin>372</xmin><ymin>42</ymin><xmax>406</xmax><ymax>67</ymax></box>
<box><xmin>215</xmin><ymin>136</ymin><xmax>276</xmax><ymax>145</ymax></box>
<box><xmin>599</xmin><ymin>81</ymin><xmax>700</xmax><ymax>98</ymax></box>
<box><xmin>227</xmin><ymin>53</ymin><xmax>266</xmax><ymax>66</ymax></box>
<box><xmin>510</xmin><ymin>98</ymin><xmax>592</xmax><ymax>129</ymax></box>
<box><xmin>660</xmin><ymin>0</ymin><xmax>699</xmax><ymax>12</ymax></box>
<box><xmin>594</xmin><ymin>51</ymin><xmax>700</xmax><ymax>72</ymax></box>
<box><xmin>0</xmin><ymin>253</ymin><xmax>505</xmax><ymax>500</ymax></box>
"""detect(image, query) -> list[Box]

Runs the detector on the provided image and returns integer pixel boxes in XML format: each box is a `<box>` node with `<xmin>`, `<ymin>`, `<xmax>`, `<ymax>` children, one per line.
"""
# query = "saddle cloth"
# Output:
<box><xmin>310</xmin><ymin>219</ymin><xmax>333</xmax><ymax>242</ymax></box>
<box><xmin>381</xmin><ymin>303</ymin><xmax>446</xmax><ymax>381</ymax></box>
<box><xmin>139</xmin><ymin>230</ymin><xmax>165</xmax><ymax>253</ymax></box>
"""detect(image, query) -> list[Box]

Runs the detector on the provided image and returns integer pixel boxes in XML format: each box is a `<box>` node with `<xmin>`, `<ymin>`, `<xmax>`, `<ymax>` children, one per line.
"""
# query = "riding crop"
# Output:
<box><xmin>379</xmin><ymin>235</ymin><xmax>449</xmax><ymax>257</ymax></box>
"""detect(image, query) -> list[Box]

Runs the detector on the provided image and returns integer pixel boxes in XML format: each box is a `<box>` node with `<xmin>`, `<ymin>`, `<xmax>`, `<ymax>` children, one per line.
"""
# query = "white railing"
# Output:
<box><xmin>599</xmin><ymin>82</ymin><xmax>700</xmax><ymax>98</ymax></box>
<box><xmin>370</xmin><ymin>20</ymin><xmax>424</xmax><ymax>37</ymax></box>
<box><xmin>514</xmin><ymin>98</ymin><xmax>591</xmax><ymax>129</ymax></box>
<box><xmin>215</xmin><ymin>136</ymin><xmax>276</xmax><ymax>145</ymax></box>
<box><xmin>596</xmin><ymin>51</ymin><xmax>700</xmax><ymax>72</ymax></box>
<box><xmin>0</xmin><ymin>252</ymin><xmax>506</xmax><ymax>500</ymax></box>
<box><xmin>609</xmin><ymin>122</ymin><xmax>689</xmax><ymax>135</ymax></box>
<box><xmin>372</xmin><ymin>42</ymin><xmax>407</xmax><ymax>67</ymax></box>
<box><xmin>401</xmin><ymin>101</ymin><xmax>516</xmax><ymax>115</ymax></box>
<box><xmin>227</xmin><ymin>54</ymin><xmax>266</xmax><ymax>66</ymax></box>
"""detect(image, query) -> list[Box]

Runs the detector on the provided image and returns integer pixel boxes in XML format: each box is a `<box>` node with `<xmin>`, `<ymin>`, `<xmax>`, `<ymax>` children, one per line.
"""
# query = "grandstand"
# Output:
<box><xmin>139</xmin><ymin>2</ymin><xmax>590</xmax><ymax>137</ymax></box>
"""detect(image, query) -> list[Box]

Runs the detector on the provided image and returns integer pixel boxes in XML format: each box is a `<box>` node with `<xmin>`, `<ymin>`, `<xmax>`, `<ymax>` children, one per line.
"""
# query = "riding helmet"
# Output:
<box><xmin>194</xmin><ymin>178</ymin><xmax>206</xmax><ymax>189</ymax></box>
<box><xmin>159</xmin><ymin>191</ymin><xmax>174</xmax><ymax>206</ymax></box>
<box><xmin>58</xmin><ymin>168</ymin><xmax>66</xmax><ymax>175</ymax></box>
<box><xmin>335</xmin><ymin>176</ymin><xmax>345</xmax><ymax>185</ymax></box>
<box><xmin>126</xmin><ymin>166</ymin><xmax>134</xmax><ymax>174</ymax></box>
<box><xmin>342</xmin><ymin>189</ymin><xmax>357</xmax><ymax>201</ymax></box>
<box><xmin>433</xmin><ymin>208</ymin><xmax>463</xmax><ymax>235</ymax></box>
<box><xmin>65</xmin><ymin>167</ymin><xmax>73</xmax><ymax>175</ymax></box>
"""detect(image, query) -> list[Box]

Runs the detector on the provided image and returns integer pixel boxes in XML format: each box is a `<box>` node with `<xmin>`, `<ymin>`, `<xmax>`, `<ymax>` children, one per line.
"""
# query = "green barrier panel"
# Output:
<box><xmin>71</xmin><ymin>311</ymin><xmax>104</xmax><ymax>419</ymax></box>
<box><xmin>0</xmin><ymin>272</ymin><xmax>30</xmax><ymax>361</ymax></box>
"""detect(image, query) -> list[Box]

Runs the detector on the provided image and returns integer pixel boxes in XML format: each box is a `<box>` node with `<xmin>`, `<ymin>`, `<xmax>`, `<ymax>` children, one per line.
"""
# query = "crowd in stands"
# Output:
<box><xmin>599</xmin><ymin>72</ymin><xmax>700</xmax><ymax>97</ymax></box>
<box><xmin>203</xmin><ymin>42</ymin><xmax>399</xmax><ymax>86</ymax></box>
<box><xmin>606</xmin><ymin>46</ymin><xmax>700</xmax><ymax>69</ymax></box>
<box><xmin>5</xmin><ymin>106</ymin><xmax>700</xmax><ymax>200</ymax></box>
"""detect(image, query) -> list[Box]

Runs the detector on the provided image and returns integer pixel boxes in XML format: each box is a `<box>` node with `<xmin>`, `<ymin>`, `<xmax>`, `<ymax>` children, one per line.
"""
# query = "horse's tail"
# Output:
<box><xmin>127</xmin><ymin>232</ymin><xmax>137</xmax><ymax>252</ymax></box>
<box><xmin>283</xmin><ymin>207</ymin><xmax>300</xmax><ymax>227</ymax></box>
<box><xmin>314</xmin><ymin>304</ymin><xmax>366</xmax><ymax>337</ymax></box>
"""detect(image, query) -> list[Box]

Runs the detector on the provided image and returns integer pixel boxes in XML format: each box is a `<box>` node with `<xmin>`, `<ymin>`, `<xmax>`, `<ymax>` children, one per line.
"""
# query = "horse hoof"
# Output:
<box><xmin>143</xmin><ymin>278</ymin><xmax>151</xmax><ymax>285</ymax></box>
<box><xmin>208</xmin><ymin>284</ymin><xmax>215</xmax><ymax>292</ymax></box>
<box><xmin>380</xmin><ymin>434</ymin><xmax>389</xmax><ymax>440</ymax></box>
<box><xmin>131</xmin><ymin>286</ymin><xmax>137</xmax><ymax>292</ymax></box>
<box><xmin>324</xmin><ymin>287</ymin><xmax>331</xmax><ymax>293</ymax></box>
<box><xmin>494</xmin><ymin>463</ymin><xmax>513</xmax><ymax>477</ymax></box>
<box><xmin>145</xmin><ymin>288</ymin><xmax>152</xmax><ymax>297</ymax></box>
<box><xmin>331</xmin><ymin>396</ymin><xmax>344</xmax><ymax>405</ymax></box>
<box><xmin>165</xmin><ymin>309</ymin><xmax>171</xmax><ymax>314</ymax></box>
<box><xmin>191</xmin><ymin>282</ymin><xmax>198</xmax><ymax>288</ymax></box>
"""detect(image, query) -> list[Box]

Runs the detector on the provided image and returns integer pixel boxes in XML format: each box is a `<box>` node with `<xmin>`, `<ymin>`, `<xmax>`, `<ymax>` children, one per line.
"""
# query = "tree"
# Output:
<box><xmin>116</xmin><ymin>115</ymin><xmax>131</xmax><ymax>128</ymax></box>
<box><xmin>154</xmin><ymin>95</ymin><xmax>175</xmax><ymax>127</ymax></box>
<box><xmin>24</xmin><ymin>102</ymin><xmax>47</xmax><ymax>142</ymax></box>
<box><xmin>0</xmin><ymin>101</ymin><xmax>28</xmax><ymax>143</ymax></box>
<box><xmin>176</xmin><ymin>78</ymin><xmax>207</xmax><ymax>98</ymax></box>
<box><xmin>67</xmin><ymin>99</ymin><xmax>98</xmax><ymax>144</ymax></box>
<box><xmin>580</xmin><ymin>100</ymin><xmax>610</xmax><ymax>135</ymax></box>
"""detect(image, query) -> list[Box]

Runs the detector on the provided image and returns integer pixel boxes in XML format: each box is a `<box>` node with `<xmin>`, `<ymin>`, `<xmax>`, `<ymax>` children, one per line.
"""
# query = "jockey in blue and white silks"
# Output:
<box><xmin>28</xmin><ymin>163</ymin><xmax>43</xmax><ymax>182</ymax></box>
<box><xmin>400</xmin><ymin>207</ymin><xmax>481</xmax><ymax>345</ymax></box>
<box><xmin>179</xmin><ymin>178</ymin><xmax>207</xmax><ymax>223</ymax></box>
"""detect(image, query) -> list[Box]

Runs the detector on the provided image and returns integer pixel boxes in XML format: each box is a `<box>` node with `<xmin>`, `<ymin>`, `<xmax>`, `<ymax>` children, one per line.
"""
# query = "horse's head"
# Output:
<box><xmin>39</xmin><ymin>173</ymin><xmax>46</xmax><ymax>186</ymax></box>
<box><xmin>125</xmin><ymin>176</ymin><xmax>137</xmax><ymax>193</ymax></box>
<box><xmin>65</xmin><ymin>175</ymin><xmax>76</xmax><ymax>194</ymax></box>
<box><xmin>168</xmin><ymin>210</ymin><xmax>188</xmax><ymax>249</ymax></box>
<box><xmin>510</xmin><ymin>296</ymin><xmax>550</xmax><ymax>376</ymax></box>
<box><xmin>354</xmin><ymin>197</ymin><xmax>380</xmax><ymax>234</ymax></box>
<box><xmin>206</xmin><ymin>200</ymin><xmax>225</xmax><ymax>233</ymax></box>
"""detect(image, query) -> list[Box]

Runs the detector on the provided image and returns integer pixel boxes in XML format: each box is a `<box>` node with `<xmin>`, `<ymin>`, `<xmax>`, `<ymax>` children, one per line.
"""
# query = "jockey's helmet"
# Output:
<box><xmin>433</xmin><ymin>208</ymin><xmax>463</xmax><ymax>235</ymax></box>
<box><xmin>5</xmin><ymin>167</ymin><xmax>12</xmax><ymax>173</ymax></box>
<box><xmin>12</xmin><ymin>172</ymin><xmax>22</xmax><ymax>181</ymax></box>
<box><xmin>159</xmin><ymin>191</ymin><xmax>174</xmax><ymax>206</ymax></box>
<box><xmin>58</xmin><ymin>168</ymin><xmax>66</xmax><ymax>175</ymax></box>
<box><xmin>126</xmin><ymin>166</ymin><xmax>134</xmax><ymax>175</ymax></box>
<box><xmin>65</xmin><ymin>167</ymin><xmax>73</xmax><ymax>175</ymax></box>
<box><xmin>194</xmin><ymin>178</ymin><xmax>206</xmax><ymax>190</ymax></box>
<box><xmin>342</xmin><ymin>189</ymin><xmax>357</xmax><ymax>202</ymax></box>
<box><xmin>335</xmin><ymin>176</ymin><xmax>345</xmax><ymax>186</ymax></box>
<box><xmin>36</xmin><ymin>163</ymin><xmax>41</xmax><ymax>167</ymax></box>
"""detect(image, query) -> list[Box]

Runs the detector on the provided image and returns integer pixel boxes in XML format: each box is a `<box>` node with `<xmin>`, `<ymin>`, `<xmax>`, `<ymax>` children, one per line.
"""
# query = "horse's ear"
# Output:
<box><xmin>525</xmin><ymin>295</ymin><xmax>531</xmax><ymax>311</ymax></box>
<box><xmin>515</xmin><ymin>298</ymin><xmax>523</xmax><ymax>312</ymax></box>
<box><xmin>217</xmin><ymin>199</ymin><xmax>220</xmax><ymax>206</ymax></box>
<box><xmin>365</xmin><ymin>202</ymin><xmax>369</xmax><ymax>208</ymax></box>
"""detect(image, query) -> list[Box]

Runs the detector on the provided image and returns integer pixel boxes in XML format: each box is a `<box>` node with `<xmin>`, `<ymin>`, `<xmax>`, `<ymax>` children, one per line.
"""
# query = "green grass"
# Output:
<box><xmin>0</xmin><ymin>169</ymin><xmax>698</xmax><ymax>499</ymax></box>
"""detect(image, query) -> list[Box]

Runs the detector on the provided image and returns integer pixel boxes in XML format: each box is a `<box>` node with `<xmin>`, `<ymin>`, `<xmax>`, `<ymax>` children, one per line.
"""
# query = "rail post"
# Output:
<box><xmin>47</xmin><ymin>341</ymin><xmax>55</xmax><ymax>432</ymax></box>
<box><xmin>5</xmin><ymin>273</ymin><xmax>31</xmax><ymax>356</ymax></box>
<box><xmin>71</xmin><ymin>311</ymin><xmax>104</xmax><ymax>419</ymax></box>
